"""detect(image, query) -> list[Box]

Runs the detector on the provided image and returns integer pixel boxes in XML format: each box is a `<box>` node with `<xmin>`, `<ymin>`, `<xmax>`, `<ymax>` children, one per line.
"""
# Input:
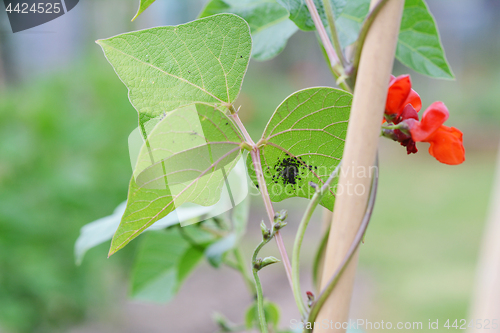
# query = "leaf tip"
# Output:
<box><xmin>108</xmin><ymin>248</ymin><xmax>117</xmax><ymax>258</ymax></box>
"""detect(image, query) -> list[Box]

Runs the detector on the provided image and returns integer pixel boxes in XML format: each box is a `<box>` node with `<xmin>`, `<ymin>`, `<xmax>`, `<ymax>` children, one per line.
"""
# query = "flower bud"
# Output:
<box><xmin>274</xmin><ymin>220</ymin><xmax>288</xmax><ymax>231</ymax></box>
<box><xmin>274</xmin><ymin>209</ymin><xmax>288</xmax><ymax>222</ymax></box>
<box><xmin>253</xmin><ymin>258</ymin><xmax>263</xmax><ymax>270</ymax></box>
<box><xmin>259</xmin><ymin>256</ymin><xmax>280</xmax><ymax>270</ymax></box>
<box><xmin>306</xmin><ymin>291</ymin><xmax>315</xmax><ymax>307</ymax></box>
<box><xmin>260</xmin><ymin>221</ymin><xmax>271</xmax><ymax>240</ymax></box>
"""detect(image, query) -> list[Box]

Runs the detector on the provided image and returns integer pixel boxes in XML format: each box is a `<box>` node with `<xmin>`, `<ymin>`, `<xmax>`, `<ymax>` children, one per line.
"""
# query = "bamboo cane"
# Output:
<box><xmin>314</xmin><ymin>1</ymin><xmax>404</xmax><ymax>331</ymax></box>
<box><xmin>469</xmin><ymin>143</ymin><xmax>500</xmax><ymax>333</ymax></box>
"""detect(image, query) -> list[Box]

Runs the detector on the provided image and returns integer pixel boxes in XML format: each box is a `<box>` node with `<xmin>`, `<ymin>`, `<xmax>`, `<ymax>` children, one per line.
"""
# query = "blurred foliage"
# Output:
<box><xmin>0</xmin><ymin>58</ymin><xmax>138</xmax><ymax>332</ymax></box>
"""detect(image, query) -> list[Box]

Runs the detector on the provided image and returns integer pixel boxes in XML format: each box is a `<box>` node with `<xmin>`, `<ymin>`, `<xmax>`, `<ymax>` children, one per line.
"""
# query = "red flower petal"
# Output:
<box><xmin>400</xmin><ymin>104</ymin><xmax>419</xmax><ymax>121</ymax></box>
<box><xmin>425</xmin><ymin>126</ymin><xmax>465</xmax><ymax>165</ymax></box>
<box><xmin>386</xmin><ymin>75</ymin><xmax>411</xmax><ymax>115</ymax></box>
<box><xmin>404</xmin><ymin>89</ymin><xmax>422</xmax><ymax>113</ymax></box>
<box><xmin>410</xmin><ymin>102</ymin><xmax>449</xmax><ymax>141</ymax></box>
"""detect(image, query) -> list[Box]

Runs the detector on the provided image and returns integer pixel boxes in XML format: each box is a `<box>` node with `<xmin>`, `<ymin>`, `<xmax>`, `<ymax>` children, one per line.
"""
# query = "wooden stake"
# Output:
<box><xmin>315</xmin><ymin>1</ymin><xmax>404</xmax><ymax>331</ymax></box>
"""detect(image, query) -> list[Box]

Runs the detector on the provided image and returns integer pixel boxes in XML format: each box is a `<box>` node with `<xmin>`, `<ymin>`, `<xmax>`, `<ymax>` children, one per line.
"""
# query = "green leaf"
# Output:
<box><xmin>132</xmin><ymin>0</ymin><xmax>156</xmax><ymax>21</ymax></box>
<box><xmin>245</xmin><ymin>301</ymin><xmax>281</xmax><ymax>329</ymax></box>
<box><xmin>97</xmin><ymin>14</ymin><xmax>252</xmax><ymax>127</ymax></box>
<box><xmin>200</xmin><ymin>0</ymin><xmax>298</xmax><ymax>61</ymax></box>
<box><xmin>259</xmin><ymin>256</ymin><xmax>280</xmax><ymax>269</ymax></box>
<box><xmin>205</xmin><ymin>233</ymin><xmax>237</xmax><ymax>267</ymax></box>
<box><xmin>130</xmin><ymin>229</ymin><xmax>204</xmax><ymax>303</ymax></box>
<box><xmin>247</xmin><ymin>87</ymin><xmax>351</xmax><ymax>210</ymax></box>
<box><xmin>335</xmin><ymin>0</ymin><xmax>369</xmax><ymax>47</ymax></box>
<box><xmin>75</xmin><ymin>157</ymin><xmax>249</xmax><ymax>263</ymax></box>
<box><xmin>279</xmin><ymin>0</ymin><xmax>453</xmax><ymax>78</ymax></box>
<box><xmin>204</xmin><ymin>197</ymin><xmax>250</xmax><ymax>267</ymax></box>
<box><xmin>109</xmin><ymin>103</ymin><xmax>243</xmax><ymax>255</ymax></box>
<box><xmin>232</xmin><ymin>195</ymin><xmax>250</xmax><ymax>236</ymax></box>
<box><xmin>75</xmin><ymin>201</ymin><xmax>208</xmax><ymax>264</ymax></box>
<box><xmin>397</xmin><ymin>0</ymin><xmax>454</xmax><ymax>79</ymax></box>
<box><xmin>277</xmin><ymin>0</ymin><xmax>346</xmax><ymax>31</ymax></box>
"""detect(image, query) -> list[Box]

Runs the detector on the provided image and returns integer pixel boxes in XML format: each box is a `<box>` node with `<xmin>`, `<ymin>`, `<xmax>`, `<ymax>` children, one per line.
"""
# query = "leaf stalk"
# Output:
<box><xmin>305</xmin><ymin>0</ymin><xmax>351</xmax><ymax>92</ymax></box>
<box><xmin>322</xmin><ymin>0</ymin><xmax>347</xmax><ymax>68</ymax></box>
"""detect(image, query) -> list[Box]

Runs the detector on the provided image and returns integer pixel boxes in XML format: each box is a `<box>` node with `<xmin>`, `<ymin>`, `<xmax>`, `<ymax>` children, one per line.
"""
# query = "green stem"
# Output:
<box><xmin>305</xmin><ymin>0</ymin><xmax>353</xmax><ymax>92</ymax></box>
<box><xmin>252</xmin><ymin>238</ymin><xmax>272</xmax><ymax>333</ymax></box>
<box><xmin>234</xmin><ymin>247</ymin><xmax>257</xmax><ymax>296</ymax></box>
<box><xmin>317</xmin><ymin>37</ymin><xmax>352</xmax><ymax>93</ymax></box>
<box><xmin>312</xmin><ymin>224</ymin><xmax>330</xmax><ymax>290</ymax></box>
<box><xmin>322</xmin><ymin>0</ymin><xmax>346</xmax><ymax>68</ymax></box>
<box><xmin>381</xmin><ymin>123</ymin><xmax>403</xmax><ymax>130</ymax></box>
<box><xmin>348</xmin><ymin>0</ymin><xmax>390</xmax><ymax>87</ymax></box>
<box><xmin>304</xmin><ymin>155</ymin><xmax>379</xmax><ymax>333</ymax></box>
<box><xmin>292</xmin><ymin>190</ymin><xmax>320</xmax><ymax>318</ymax></box>
<box><xmin>253</xmin><ymin>269</ymin><xmax>267</xmax><ymax>333</ymax></box>
<box><xmin>291</xmin><ymin>163</ymin><xmax>342</xmax><ymax>319</ymax></box>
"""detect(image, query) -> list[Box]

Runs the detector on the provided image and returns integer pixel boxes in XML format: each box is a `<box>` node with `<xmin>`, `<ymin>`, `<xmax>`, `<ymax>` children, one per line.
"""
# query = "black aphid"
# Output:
<box><xmin>274</xmin><ymin>156</ymin><xmax>303</xmax><ymax>185</ymax></box>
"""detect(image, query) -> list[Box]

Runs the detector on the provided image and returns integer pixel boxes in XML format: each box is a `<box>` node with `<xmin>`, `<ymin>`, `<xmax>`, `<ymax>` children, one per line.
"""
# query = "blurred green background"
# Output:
<box><xmin>0</xmin><ymin>0</ymin><xmax>499</xmax><ymax>332</ymax></box>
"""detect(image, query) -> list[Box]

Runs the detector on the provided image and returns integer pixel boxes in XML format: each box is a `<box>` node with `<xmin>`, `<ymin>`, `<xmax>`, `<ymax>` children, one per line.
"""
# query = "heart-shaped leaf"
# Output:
<box><xmin>397</xmin><ymin>0</ymin><xmax>454</xmax><ymax>79</ymax></box>
<box><xmin>97</xmin><ymin>14</ymin><xmax>252</xmax><ymax>127</ymax></box>
<box><xmin>247</xmin><ymin>87</ymin><xmax>351</xmax><ymax>210</ymax></box>
<box><xmin>279</xmin><ymin>0</ymin><xmax>453</xmax><ymax>79</ymax></box>
<box><xmin>109</xmin><ymin>104</ymin><xmax>243</xmax><ymax>255</ymax></box>
<box><xmin>200</xmin><ymin>0</ymin><xmax>298</xmax><ymax>61</ymax></box>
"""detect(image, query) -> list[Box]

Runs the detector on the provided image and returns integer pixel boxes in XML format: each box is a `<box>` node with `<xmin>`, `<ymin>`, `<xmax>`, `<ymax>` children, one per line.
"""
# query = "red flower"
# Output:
<box><xmin>393</xmin><ymin>104</ymin><xmax>419</xmax><ymax>154</ymax></box>
<box><xmin>407</xmin><ymin>102</ymin><xmax>465</xmax><ymax>165</ymax></box>
<box><xmin>385</xmin><ymin>75</ymin><xmax>422</xmax><ymax>122</ymax></box>
<box><xmin>382</xmin><ymin>74</ymin><xmax>465</xmax><ymax>165</ymax></box>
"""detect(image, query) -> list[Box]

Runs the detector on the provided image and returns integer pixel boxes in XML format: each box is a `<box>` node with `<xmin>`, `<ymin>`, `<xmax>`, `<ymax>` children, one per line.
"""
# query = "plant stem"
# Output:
<box><xmin>381</xmin><ymin>123</ymin><xmax>404</xmax><ymax>130</ymax></box>
<box><xmin>230</xmin><ymin>107</ymin><xmax>256</xmax><ymax>146</ymax></box>
<box><xmin>291</xmin><ymin>163</ymin><xmax>342</xmax><ymax>319</ymax></box>
<box><xmin>348</xmin><ymin>0</ymin><xmax>390</xmax><ymax>87</ymax></box>
<box><xmin>252</xmin><ymin>238</ymin><xmax>272</xmax><ymax>333</ymax></box>
<box><xmin>305</xmin><ymin>0</ymin><xmax>351</xmax><ymax>92</ymax></box>
<box><xmin>229</xmin><ymin>106</ymin><xmax>295</xmax><ymax>294</ymax></box>
<box><xmin>250</xmin><ymin>148</ymin><xmax>294</xmax><ymax>292</ymax></box>
<box><xmin>253</xmin><ymin>268</ymin><xmax>267</xmax><ymax>333</ymax></box>
<box><xmin>304</xmin><ymin>156</ymin><xmax>379</xmax><ymax>332</ymax></box>
<box><xmin>322</xmin><ymin>0</ymin><xmax>347</xmax><ymax>68</ymax></box>
<box><xmin>316</xmin><ymin>39</ymin><xmax>352</xmax><ymax>93</ymax></box>
<box><xmin>312</xmin><ymin>224</ymin><xmax>330</xmax><ymax>289</ymax></box>
<box><xmin>234</xmin><ymin>247</ymin><xmax>257</xmax><ymax>296</ymax></box>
